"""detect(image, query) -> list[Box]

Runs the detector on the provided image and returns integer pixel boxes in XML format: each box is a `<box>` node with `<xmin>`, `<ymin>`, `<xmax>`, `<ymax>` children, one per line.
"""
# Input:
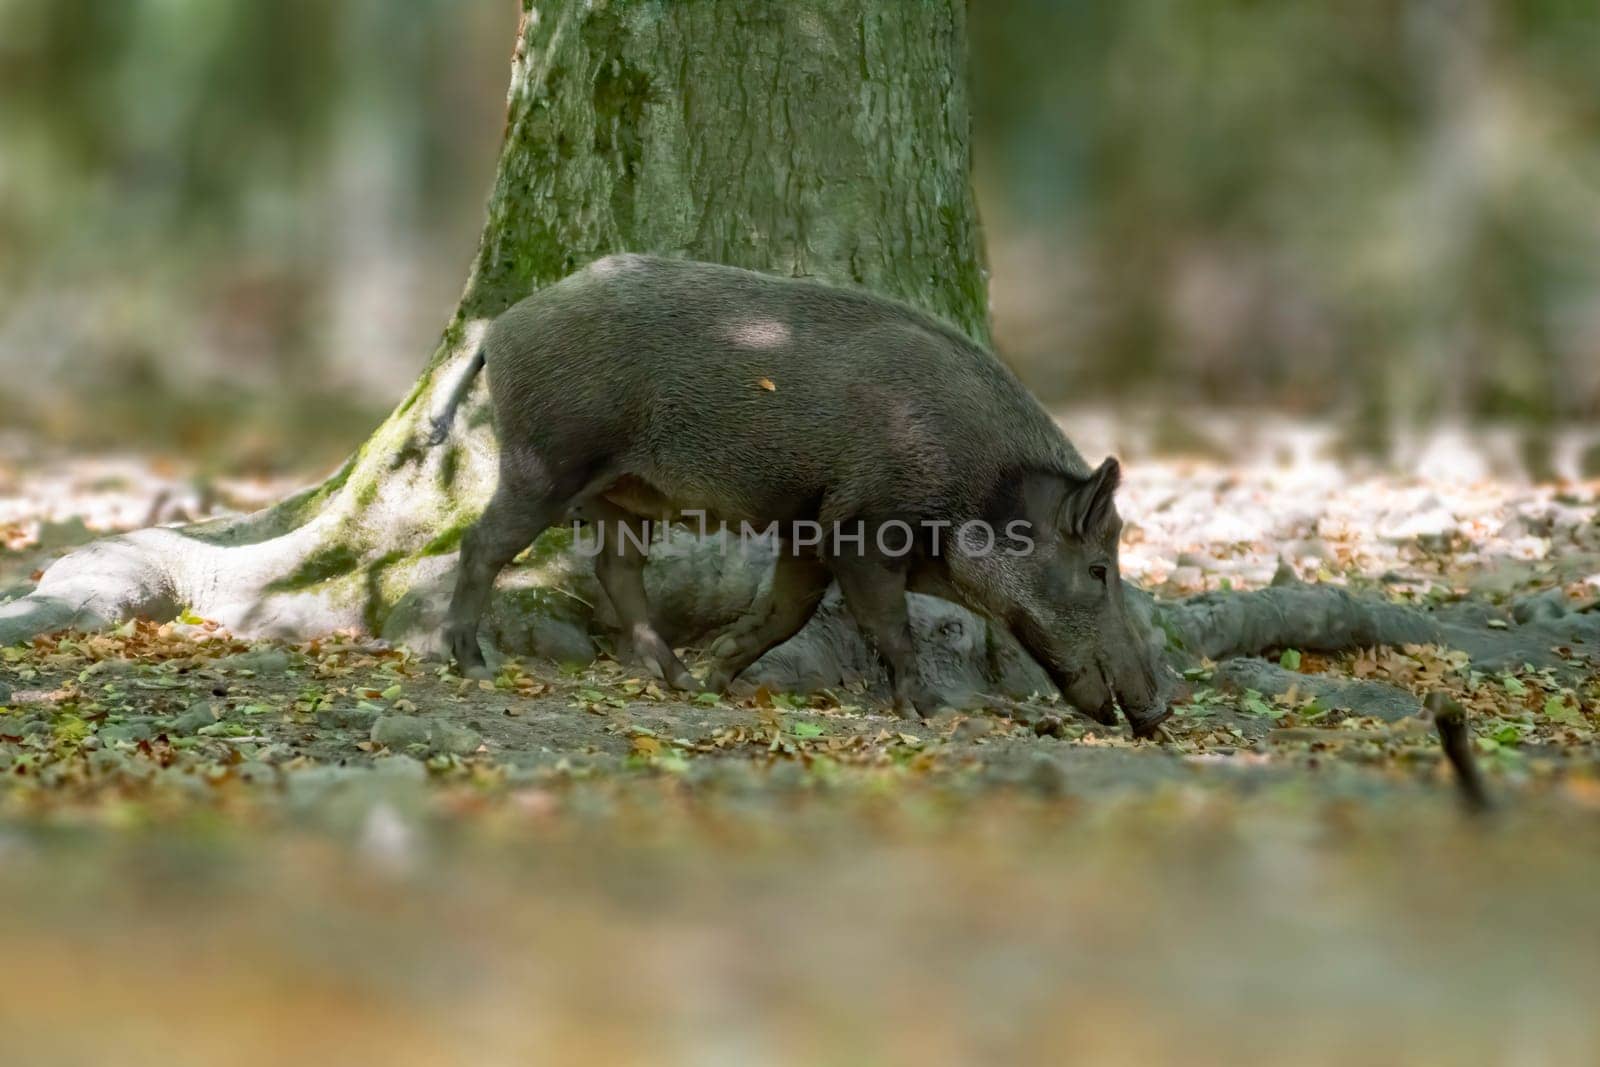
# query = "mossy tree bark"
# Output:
<box><xmin>0</xmin><ymin>0</ymin><xmax>988</xmax><ymax>654</ymax></box>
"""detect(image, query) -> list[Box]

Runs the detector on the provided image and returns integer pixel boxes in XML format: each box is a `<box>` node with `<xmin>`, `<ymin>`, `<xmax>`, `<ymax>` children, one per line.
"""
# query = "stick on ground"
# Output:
<box><xmin>1426</xmin><ymin>692</ymin><xmax>1493</xmax><ymax>815</ymax></box>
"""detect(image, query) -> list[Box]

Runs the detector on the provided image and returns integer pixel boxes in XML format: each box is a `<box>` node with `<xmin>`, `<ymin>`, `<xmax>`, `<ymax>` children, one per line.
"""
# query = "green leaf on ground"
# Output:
<box><xmin>1242</xmin><ymin>690</ymin><xmax>1281</xmax><ymax>718</ymax></box>
<box><xmin>1542</xmin><ymin>695</ymin><xmax>1584</xmax><ymax>726</ymax></box>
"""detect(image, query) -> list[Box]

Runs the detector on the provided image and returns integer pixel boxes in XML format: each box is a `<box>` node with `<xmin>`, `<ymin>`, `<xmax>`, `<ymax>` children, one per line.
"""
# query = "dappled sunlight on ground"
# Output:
<box><xmin>1119</xmin><ymin>453</ymin><xmax>1600</xmax><ymax>601</ymax></box>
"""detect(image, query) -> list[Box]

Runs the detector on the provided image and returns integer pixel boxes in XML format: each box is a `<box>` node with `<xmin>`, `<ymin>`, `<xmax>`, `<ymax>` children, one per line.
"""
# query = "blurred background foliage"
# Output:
<box><xmin>2</xmin><ymin>0</ymin><xmax>1598</xmax><ymax>469</ymax></box>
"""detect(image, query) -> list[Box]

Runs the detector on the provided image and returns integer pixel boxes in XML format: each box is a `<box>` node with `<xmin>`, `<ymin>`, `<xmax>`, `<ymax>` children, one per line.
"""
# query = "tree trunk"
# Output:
<box><xmin>0</xmin><ymin>0</ymin><xmax>988</xmax><ymax>660</ymax></box>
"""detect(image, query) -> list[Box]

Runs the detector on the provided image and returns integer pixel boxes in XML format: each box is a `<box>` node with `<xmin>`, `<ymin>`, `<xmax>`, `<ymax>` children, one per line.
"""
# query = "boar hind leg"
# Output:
<box><xmin>703</xmin><ymin>552</ymin><xmax>829</xmax><ymax>692</ymax></box>
<box><xmin>827</xmin><ymin>554</ymin><xmax>946</xmax><ymax>719</ymax></box>
<box><xmin>445</xmin><ymin>479</ymin><xmax>571</xmax><ymax>678</ymax></box>
<box><xmin>589</xmin><ymin>507</ymin><xmax>699</xmax><ymax>692</ymax></box>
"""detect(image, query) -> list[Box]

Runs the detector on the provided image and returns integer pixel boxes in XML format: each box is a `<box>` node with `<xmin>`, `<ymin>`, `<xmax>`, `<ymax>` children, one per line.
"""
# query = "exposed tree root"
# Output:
<box><xmin>1211</xmin><ymin>657</ymin><xmax>1424</xmax><ymax>723</ymax></box>
<box><xmin>1154</xmin><ymin>581</ymin><xmax>1599</xmax><ymax>677</ymax></box>
<box><xmin>1154</xmin><ymin>585</ymin><xmax>1444</xmax><ymax>663</ymax></box>
<box><xmin>1</xmin><ymin>338</ymin><xmax>505</xmax><ymax>655</ymax></box>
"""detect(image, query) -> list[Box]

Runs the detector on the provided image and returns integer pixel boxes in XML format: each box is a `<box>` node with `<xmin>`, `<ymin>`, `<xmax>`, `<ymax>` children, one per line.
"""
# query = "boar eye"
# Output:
<box><xmin>1089</xmin><ymin>564</ymin><xmax>1109</xmax><ymax>584</ymax></box>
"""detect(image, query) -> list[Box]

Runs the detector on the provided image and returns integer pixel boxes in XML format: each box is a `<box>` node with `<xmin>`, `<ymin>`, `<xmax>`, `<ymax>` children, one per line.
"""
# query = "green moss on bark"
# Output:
<box><xmin>266</xmin><ymin>545</ymin><xmax>363</xmax><ymax>593</ymax></box>
<box><xmin>422</xmin><ymin>523</ymin><xmax>470</xmax><ymax>557</ymax></box>
<box><xmin>516</xmin><ymin>524</ymin><xmax>577</xmax><ymax>567</ymax></box>
<box><xmin>459</xmin><ymin>0</ymin><xmax>986</xmax><ymax>337</ymax></box>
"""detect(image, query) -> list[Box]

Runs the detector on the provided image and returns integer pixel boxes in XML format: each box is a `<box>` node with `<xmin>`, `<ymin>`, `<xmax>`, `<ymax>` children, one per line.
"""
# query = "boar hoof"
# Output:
<box><xmin>448</xmin><ymin>628</ymin><xmax>491</xmax><ymax>679</ymax></box>
<box><xmin>666</xmin><ymin>668</ymin><xmax>703</xmax><ymax>693</ymax></box>
<box><xmin>1127</xmin><ymin>705</ymin><xmax>1173</xmax><ymax>740</ymax></box>
<box><xmin>895</xmin><ymin>685</ymin><xmax>956</xmax><ymax>720</ymax></box>
<box><xmin>891</xmin><ymin>697</ymin><xmax>924</xmax><ymax>720</ymax></box>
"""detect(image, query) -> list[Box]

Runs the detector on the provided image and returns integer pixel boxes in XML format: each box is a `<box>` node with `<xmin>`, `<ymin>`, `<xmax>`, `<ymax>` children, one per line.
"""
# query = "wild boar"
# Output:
<box><xmin>429</xmin><ymin>254</ymin><xmax>1169</xmax><ymax>735</ymax></box>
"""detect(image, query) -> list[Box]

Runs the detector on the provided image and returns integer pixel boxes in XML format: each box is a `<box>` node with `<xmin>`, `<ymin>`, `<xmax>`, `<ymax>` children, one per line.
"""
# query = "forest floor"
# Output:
<box><xmin>1</xmin><ymin>423</ymin><xmax>1598</xmax><ymax>1065</ymax></box>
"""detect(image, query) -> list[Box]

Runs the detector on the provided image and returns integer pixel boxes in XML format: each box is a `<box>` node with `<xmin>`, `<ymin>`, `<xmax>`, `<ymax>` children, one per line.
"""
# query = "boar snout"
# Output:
<box><xmin>1061</xmin><ymin>671</ymin><xmax>1120</xmax><ymax>727</ymax></box>
<box><xmin>1011</xmin><ymin>617</ymin><xmax>1122</xmax><ymax>728</ymax></box>
<box><xmin>1111</xmin><ymin>656</ymin><xmax>1171</xmax><ymax>739</ymax></box>
<box><xmin>1049</xmin><ymin>642</ymin><xmax>1169</xmax><ymax>737</ymax></box>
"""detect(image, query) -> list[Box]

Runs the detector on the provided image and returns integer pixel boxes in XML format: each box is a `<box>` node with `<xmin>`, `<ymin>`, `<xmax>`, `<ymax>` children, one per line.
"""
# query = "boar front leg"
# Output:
<box><xmin>827</xmin><ymin>553</ymin><xmax>949</xmax><ymax>719</ymax></box>
<box><xmin>588</xmin><ymin>503</ymin><xmax>700</xmax><ymax>692</ymax></box>
<box><xmin>702</xmin><ymin>550</ymin><xmax>830</xmax><ymax>692</ymax></box>
<box><xmin>446</xmin><ymin>479</ymin><xmax>570</xmax><ymax>679</ymax></box>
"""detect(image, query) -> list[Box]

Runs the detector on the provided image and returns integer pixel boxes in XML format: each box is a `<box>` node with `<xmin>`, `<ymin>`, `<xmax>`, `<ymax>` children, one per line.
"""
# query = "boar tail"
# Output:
<box><xmin>427</xmin><ymin>346</ymin><xmax>486</xmax><ymax>446</ymax></box>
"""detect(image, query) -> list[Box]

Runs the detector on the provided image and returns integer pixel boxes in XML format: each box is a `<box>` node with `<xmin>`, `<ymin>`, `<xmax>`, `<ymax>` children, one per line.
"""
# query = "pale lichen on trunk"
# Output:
<box><xmin>1</xmin><ymin>0</ymin><xmax>988</xmax><ymax>656</ymax></box>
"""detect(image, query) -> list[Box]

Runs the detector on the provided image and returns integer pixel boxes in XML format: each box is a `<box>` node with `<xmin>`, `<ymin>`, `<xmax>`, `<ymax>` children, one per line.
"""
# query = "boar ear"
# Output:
<box><xmin>1059</xmin><ymin>457</ymin><xmax>1121</xmax><ymax>537</ymax></box>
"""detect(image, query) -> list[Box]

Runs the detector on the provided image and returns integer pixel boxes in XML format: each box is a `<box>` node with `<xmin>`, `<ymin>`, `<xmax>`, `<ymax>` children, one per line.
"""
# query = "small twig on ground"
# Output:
<box><xmin>1426</xmin><ymin>692</ymin><xmax>1493</xmax><ymax>815</ymax></box>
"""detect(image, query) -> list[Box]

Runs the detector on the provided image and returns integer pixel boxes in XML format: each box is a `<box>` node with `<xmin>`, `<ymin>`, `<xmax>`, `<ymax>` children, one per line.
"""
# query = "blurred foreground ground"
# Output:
<box><xmin>1</xmin><ymin>417</ymin><xmax>1598</xmax><ymax>1065</ymax></box>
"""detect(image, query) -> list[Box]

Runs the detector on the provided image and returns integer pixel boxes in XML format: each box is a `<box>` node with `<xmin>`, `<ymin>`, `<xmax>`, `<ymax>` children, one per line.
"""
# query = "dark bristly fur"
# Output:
<box><xmin>433</xmin><ymin>254</ymin><xmax>1168</xmax><ymax>733</ymax></box>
